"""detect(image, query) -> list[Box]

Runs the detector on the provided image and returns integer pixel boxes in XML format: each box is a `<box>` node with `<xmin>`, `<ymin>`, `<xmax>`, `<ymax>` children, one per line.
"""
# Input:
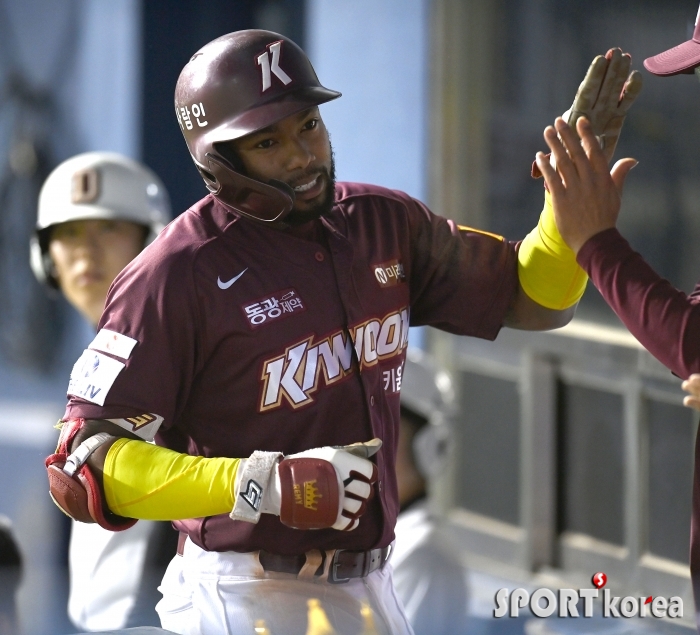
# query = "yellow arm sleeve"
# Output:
<box><xmin>103</xmin><ymin>438</ymin><xmax>240</xmax><ymax>520</ymax></box>
<box><xmin>517</xmin><ymin>191</ymin><xmax>588</xmax><ymax>310</ymax></box>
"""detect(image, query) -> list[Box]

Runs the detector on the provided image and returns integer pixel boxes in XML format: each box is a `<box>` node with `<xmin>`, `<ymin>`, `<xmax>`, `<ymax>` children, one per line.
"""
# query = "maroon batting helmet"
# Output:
<box><xmin>644</xmin><ymin>3</ymin><xmax>700</xmax><ymax>76</ymax></box>
<box><xmin>175</xmin><ymin>30</ymin><xmax>341</xmax><ymax>223</ymax></box>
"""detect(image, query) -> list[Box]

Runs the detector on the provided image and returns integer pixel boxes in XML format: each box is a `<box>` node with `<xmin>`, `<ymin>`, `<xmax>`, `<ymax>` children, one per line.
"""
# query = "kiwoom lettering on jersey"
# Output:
<box><xmin>257</xmin><ymin>40</ymin><xmax>292</xmax><ymax>92</ymax></box>
<box><xmin>373</xmin><ymin>259</ymin><xmax>405</xmax><ymax>288</ymax></box>
<box><xmin>242</xmin><ymin>289</ymin><xmax>305</xmax><ymax>329</ymax></box>
<box><xmin>260</xmin><ymin>308</ymin><xmax>409</xmax><ymax>412</ymax></box>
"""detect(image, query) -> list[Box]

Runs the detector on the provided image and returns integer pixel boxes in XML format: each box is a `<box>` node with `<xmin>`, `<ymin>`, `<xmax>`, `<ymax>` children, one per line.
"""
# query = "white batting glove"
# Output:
<box><xmin>230</xmin><ymin>439</ymin><xmax>381</xmax><ymax>531</ymax></box>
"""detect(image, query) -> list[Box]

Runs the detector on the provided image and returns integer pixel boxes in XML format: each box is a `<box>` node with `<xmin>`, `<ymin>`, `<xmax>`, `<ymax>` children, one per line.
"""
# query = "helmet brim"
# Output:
<box><xmin>644</xmin><ymin>38</ymin><xmax>700</xmax><ymax>76</ymax></box>
<box><xmin>36</xmin><ymin>205</ymin><xmax>160</xmax><ymax>231</ymax></box>
<box><xmin>207</xmin><ymin>86</ymin><xmax>341</xmax><ymax>145</ymax></box>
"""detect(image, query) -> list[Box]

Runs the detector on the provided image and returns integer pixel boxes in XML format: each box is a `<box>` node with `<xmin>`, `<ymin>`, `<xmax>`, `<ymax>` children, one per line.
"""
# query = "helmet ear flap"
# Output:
<box><xmin>29</xmin><ymin>234</ymin><xmax>59</xmax><ymax>290</ymax></box>
<box><xmin>203</xmin><ymin>152</ymin><xmax>295</xmax><ymax>223</ymax></box>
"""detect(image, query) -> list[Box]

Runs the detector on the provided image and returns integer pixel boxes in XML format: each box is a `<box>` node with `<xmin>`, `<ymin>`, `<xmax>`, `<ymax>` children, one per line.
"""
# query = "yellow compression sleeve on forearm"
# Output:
<box><xmin>103</xmin><ymin>438</ymin><xmax>240</xmax><ymax>520</ymax></box>
<box><xmin>517</xmin><ymin>191</ymin><xmax>588</xmax><ymax>310</ymax></box>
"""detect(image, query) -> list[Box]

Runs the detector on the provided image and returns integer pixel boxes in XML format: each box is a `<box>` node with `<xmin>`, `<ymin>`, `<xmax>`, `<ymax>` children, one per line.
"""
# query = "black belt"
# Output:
<box><xmin>259</xmin><ymin>546</ymin><xmax>391</xmax><ymax>584</ymax></box>
<box><xmin>177</xmin><ymin>533</ymin><xmax>390</xmax><ymax>584</ymax></box>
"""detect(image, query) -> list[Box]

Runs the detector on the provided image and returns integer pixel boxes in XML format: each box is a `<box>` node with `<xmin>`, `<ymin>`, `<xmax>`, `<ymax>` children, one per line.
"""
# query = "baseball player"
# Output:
<box><xmin>391</xmin><ymin>348</ymin><xmax>469</xmax><ymax>635</ymax></box>
<box><xmin>34</xmin><ymin>152</ymin><xmax>174</xmax><ymax>631</ymax></box>
<box><xmin>532</xmin><ymin>4</ymin><xmax>700</xmax><ymax>627</ymax></box>
<box><xmin>0</xmin><ymin>515</ymin><xmax>22</xmax><ymax>634</ymax></box>
<box><xmin>45</xmin><ymin>31</ymin><xmax>639</xmax><ymax>635</ymax></box>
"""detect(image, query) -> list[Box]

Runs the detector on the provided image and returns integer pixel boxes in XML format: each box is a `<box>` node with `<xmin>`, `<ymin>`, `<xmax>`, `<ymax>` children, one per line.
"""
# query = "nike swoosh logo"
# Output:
<box><xmin>217</xmin><ymin>268</ymin><xmax>248</xmax><ymax>289</ymax></box>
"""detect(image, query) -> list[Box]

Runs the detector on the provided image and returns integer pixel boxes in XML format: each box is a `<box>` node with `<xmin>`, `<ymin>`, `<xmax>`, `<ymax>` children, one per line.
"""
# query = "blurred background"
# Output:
<box><xmin>1</xmin><ymin>0</ymin><xmax>699</xmax><ymax>633</ymax></box>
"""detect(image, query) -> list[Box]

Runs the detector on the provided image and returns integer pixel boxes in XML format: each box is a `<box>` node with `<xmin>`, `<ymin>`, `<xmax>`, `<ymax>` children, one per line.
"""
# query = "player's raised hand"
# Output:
<box><xmin>682</xmin><ymin>375</ymin><xmax>700</xmax><ymax>412</ymax></box>
<box><xmin>535</xmin><ymin>117</ymin><xmax>637</xmax><ymax>254</ymax></box>
<box><xmin>567</xmin><ymin>48</ymin><xmax>642</xmax><ymax>164</ymax></box>
<box><xmin>532</xmin><ymin>49</ymin><xmax>642</xmax><ymax>177</ymax></box>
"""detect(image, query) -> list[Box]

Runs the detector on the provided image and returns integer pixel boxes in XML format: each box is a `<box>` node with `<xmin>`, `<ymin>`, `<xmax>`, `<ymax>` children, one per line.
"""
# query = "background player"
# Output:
<box><xmin>0</xmin><ymin>516</ymin><xmax>22</xmax><ymax>635</ymax></box>
<box><xmin>33</xmin><ymin>152</ymin><xmax>174</xmax><ymax>630</ymax></box>
<box><xmin>532</xmin><ymin>5</ymin><xmax>700</xmax><ymax>625</ymax></box>
<box><xmin>48</xmin><ymin>31</ymin><xmax>640</xmax><ymax>635</ymax></box>
<box><xmin>392</xmin><ymin>348</ymin><xmax>469</xmax><ymax>635</ymax></box>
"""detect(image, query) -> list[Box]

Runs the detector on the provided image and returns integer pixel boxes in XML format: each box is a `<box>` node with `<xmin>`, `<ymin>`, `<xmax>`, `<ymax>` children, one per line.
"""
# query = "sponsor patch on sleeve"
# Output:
<box><xmin>106</xmin><ymin>413</ymin><xmax>164</xmax><ymax>442</ymax></box>
<box><xmin>88</xmin><ymin>329</ymin><xmax>138</xmax><ymax>360</ymax></box>
<box><xmin>67</xmin><ymin>350</ymin><xmax>125</xmax><ymax>406</ymax></box>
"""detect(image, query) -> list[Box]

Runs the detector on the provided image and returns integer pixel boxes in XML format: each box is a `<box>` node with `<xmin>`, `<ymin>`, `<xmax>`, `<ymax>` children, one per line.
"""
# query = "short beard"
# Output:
<box><xmin>216</xmin><ymin>140</ymin><xmax>337</xmax><ymax>227</ymax></box>
<box><xmin>284</xmin><ymin>144</ymin><xmax>336</xmax><ymax>227</ymax></box>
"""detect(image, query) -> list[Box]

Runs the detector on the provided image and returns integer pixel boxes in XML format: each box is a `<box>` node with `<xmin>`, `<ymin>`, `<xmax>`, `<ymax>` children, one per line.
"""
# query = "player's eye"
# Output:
<box><xmin>255</xmin><ymin>138</ymin><xmax>275</xmax><ymax>150</ymax></box>
<box><xmin>99</xmin><ymin>221</ymin><xmax>118</xmax><ymax>233</ymax></box>
<box><xmin>302</xmin><ymin>118</ymin><xmax>319</xmax><ymax>131</ymax></box>
<box><xmin>52</xmin><ymin>223</ymin><xmax>81</xmax><ymax>240</ymax></box>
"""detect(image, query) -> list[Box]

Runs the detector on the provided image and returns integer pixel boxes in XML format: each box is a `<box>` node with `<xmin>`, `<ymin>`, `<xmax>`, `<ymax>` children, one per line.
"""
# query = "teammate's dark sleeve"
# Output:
<box><xmin>577</xmin><ymin>227</ymin><xmax>700</xmax><ymax>379</ymax></box>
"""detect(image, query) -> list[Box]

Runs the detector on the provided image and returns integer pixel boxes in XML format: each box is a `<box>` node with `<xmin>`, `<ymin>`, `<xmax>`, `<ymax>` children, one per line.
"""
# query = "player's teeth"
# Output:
<box><xmin>294</xmin><ymin>177</ymin><xmax>318</xmax><ymax>192</ymax></box>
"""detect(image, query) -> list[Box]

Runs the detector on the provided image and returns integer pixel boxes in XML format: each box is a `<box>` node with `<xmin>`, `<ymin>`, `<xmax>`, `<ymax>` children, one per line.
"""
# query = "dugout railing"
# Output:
<box><xmin>428</xmin><ymin>319</ymin><xmax>696</xmax><ymax>621</ymax></box>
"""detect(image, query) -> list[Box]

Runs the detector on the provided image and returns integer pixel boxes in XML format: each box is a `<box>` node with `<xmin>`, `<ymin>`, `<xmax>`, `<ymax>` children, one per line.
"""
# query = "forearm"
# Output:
<box><xmin>103</xmin><ymin>438</ymin><xmax>240</xmax><ymax>520</ymax></box>
<box><xmin>503</xmin><ymin>281</ymin><xmax>576</xmax><ymax>330</ymax></box>
<box><xmin>505</xmin><ymin>191</ymin><xmax>585</xmax><ymax>330</ymax></box>
<box><xmin>67</xmin><ymin>419</ymin><xmax>240</xmax><ymax>521</ymax></box>
<box><xmin>578</xmin><ymin>228</ymin><xmax>700</xmax><ymax>378</ymax></box>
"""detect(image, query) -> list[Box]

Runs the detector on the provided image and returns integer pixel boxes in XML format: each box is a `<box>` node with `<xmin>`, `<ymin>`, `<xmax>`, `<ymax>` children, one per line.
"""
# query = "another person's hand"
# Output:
<box><xmin>534</xmin><ymin>117</ymin><xmax>638</xmax><ymax>254</ymax></box>
<box><xmin>682</xmin><ymin>374</ymin><xmax>700</xmax><ymax>412</ymax></box>
<box><xmin>566</xmin><ymin>48</ymin><xmax>642</xmax><ymax>165</ymax></box>
<box><xmin>532</xmin><ymin>49</ymin><xmax>642</xmax><ymax>177</ymax></box>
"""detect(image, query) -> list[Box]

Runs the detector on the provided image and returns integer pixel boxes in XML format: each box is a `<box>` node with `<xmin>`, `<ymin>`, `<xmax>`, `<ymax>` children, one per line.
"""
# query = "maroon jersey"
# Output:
<box><xmin>65</xmin><ymin>182</ymin><xmax>518</xmax><ymax>555</ymax></box>
<box><xmin>577</xmin><ymin>228</ymin><xmax>700</xmax><ymax>622</ymax></box>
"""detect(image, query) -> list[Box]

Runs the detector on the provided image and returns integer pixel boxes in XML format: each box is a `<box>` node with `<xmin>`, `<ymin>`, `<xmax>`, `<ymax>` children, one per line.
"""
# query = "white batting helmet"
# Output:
<box><xmin>401</xmin><ymin>348</ymin><xmax>455</xmax><ymax>479</ymax></box>
<box><xmin>30</xmin><ymin>152</ymin><xmax>171</xmax><ymax>289</ymax></box>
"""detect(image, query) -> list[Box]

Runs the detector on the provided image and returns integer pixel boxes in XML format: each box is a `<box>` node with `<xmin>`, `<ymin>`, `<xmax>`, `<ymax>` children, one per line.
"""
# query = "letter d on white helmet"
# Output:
<box><xmin>31</xmin><ymin>152</ymin><xmax>171</xmax><ymax>289</ymax></box>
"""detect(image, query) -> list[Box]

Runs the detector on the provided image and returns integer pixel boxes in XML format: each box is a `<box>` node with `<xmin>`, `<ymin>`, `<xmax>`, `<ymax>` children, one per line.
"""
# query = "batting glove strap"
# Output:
<box><xmin>230</xmin><ymin>450</ymin><xmax>282</xmax><ymax>524</ymax></box>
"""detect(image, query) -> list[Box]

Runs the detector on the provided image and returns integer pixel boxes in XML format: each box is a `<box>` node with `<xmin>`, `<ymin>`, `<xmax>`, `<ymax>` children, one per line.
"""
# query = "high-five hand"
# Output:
<box><xmin>566</xmin><ymin>48</ymin><xmax>642</xmax><ymax>164</ymax></box>
<box><xmin>533</xmin><ymin>49</ymin><xmax>642</xmax><ymax>177</ymax></box>
<box><xmin>534</xmin><ymin>117</ymin><xmax>638</xmax><ymax>254</ymax></box>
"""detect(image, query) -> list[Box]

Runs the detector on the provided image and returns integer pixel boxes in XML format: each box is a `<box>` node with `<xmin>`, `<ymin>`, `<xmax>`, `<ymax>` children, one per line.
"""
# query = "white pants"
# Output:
<box><xmin>156</xmin><ymin>538</ymin><xmax>414</xmax><ymax>635</ymax></box>
<box><xmin>68</xmin><ymin>520</ymin><xmax>157</xmax><ymax>631</ymax></box>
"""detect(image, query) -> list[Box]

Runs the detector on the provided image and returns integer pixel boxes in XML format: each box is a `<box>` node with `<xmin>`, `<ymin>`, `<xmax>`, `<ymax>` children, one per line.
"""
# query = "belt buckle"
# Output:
<box><xmin>328</xmin><ymin>549</ymin><xmax>350</xmax><ymax>584</ymax></box>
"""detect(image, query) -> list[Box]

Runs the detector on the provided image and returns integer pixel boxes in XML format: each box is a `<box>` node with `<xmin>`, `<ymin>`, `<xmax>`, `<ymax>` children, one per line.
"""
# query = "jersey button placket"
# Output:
<box><xmin>370</xmin><ymin>395</ymin><xmax>375</xmax><ymax>406</ymax></box>
<box><xmin>315</xmin><ymin>251</ymin><xmax>325</xmax><ymax>262</ymax></box>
